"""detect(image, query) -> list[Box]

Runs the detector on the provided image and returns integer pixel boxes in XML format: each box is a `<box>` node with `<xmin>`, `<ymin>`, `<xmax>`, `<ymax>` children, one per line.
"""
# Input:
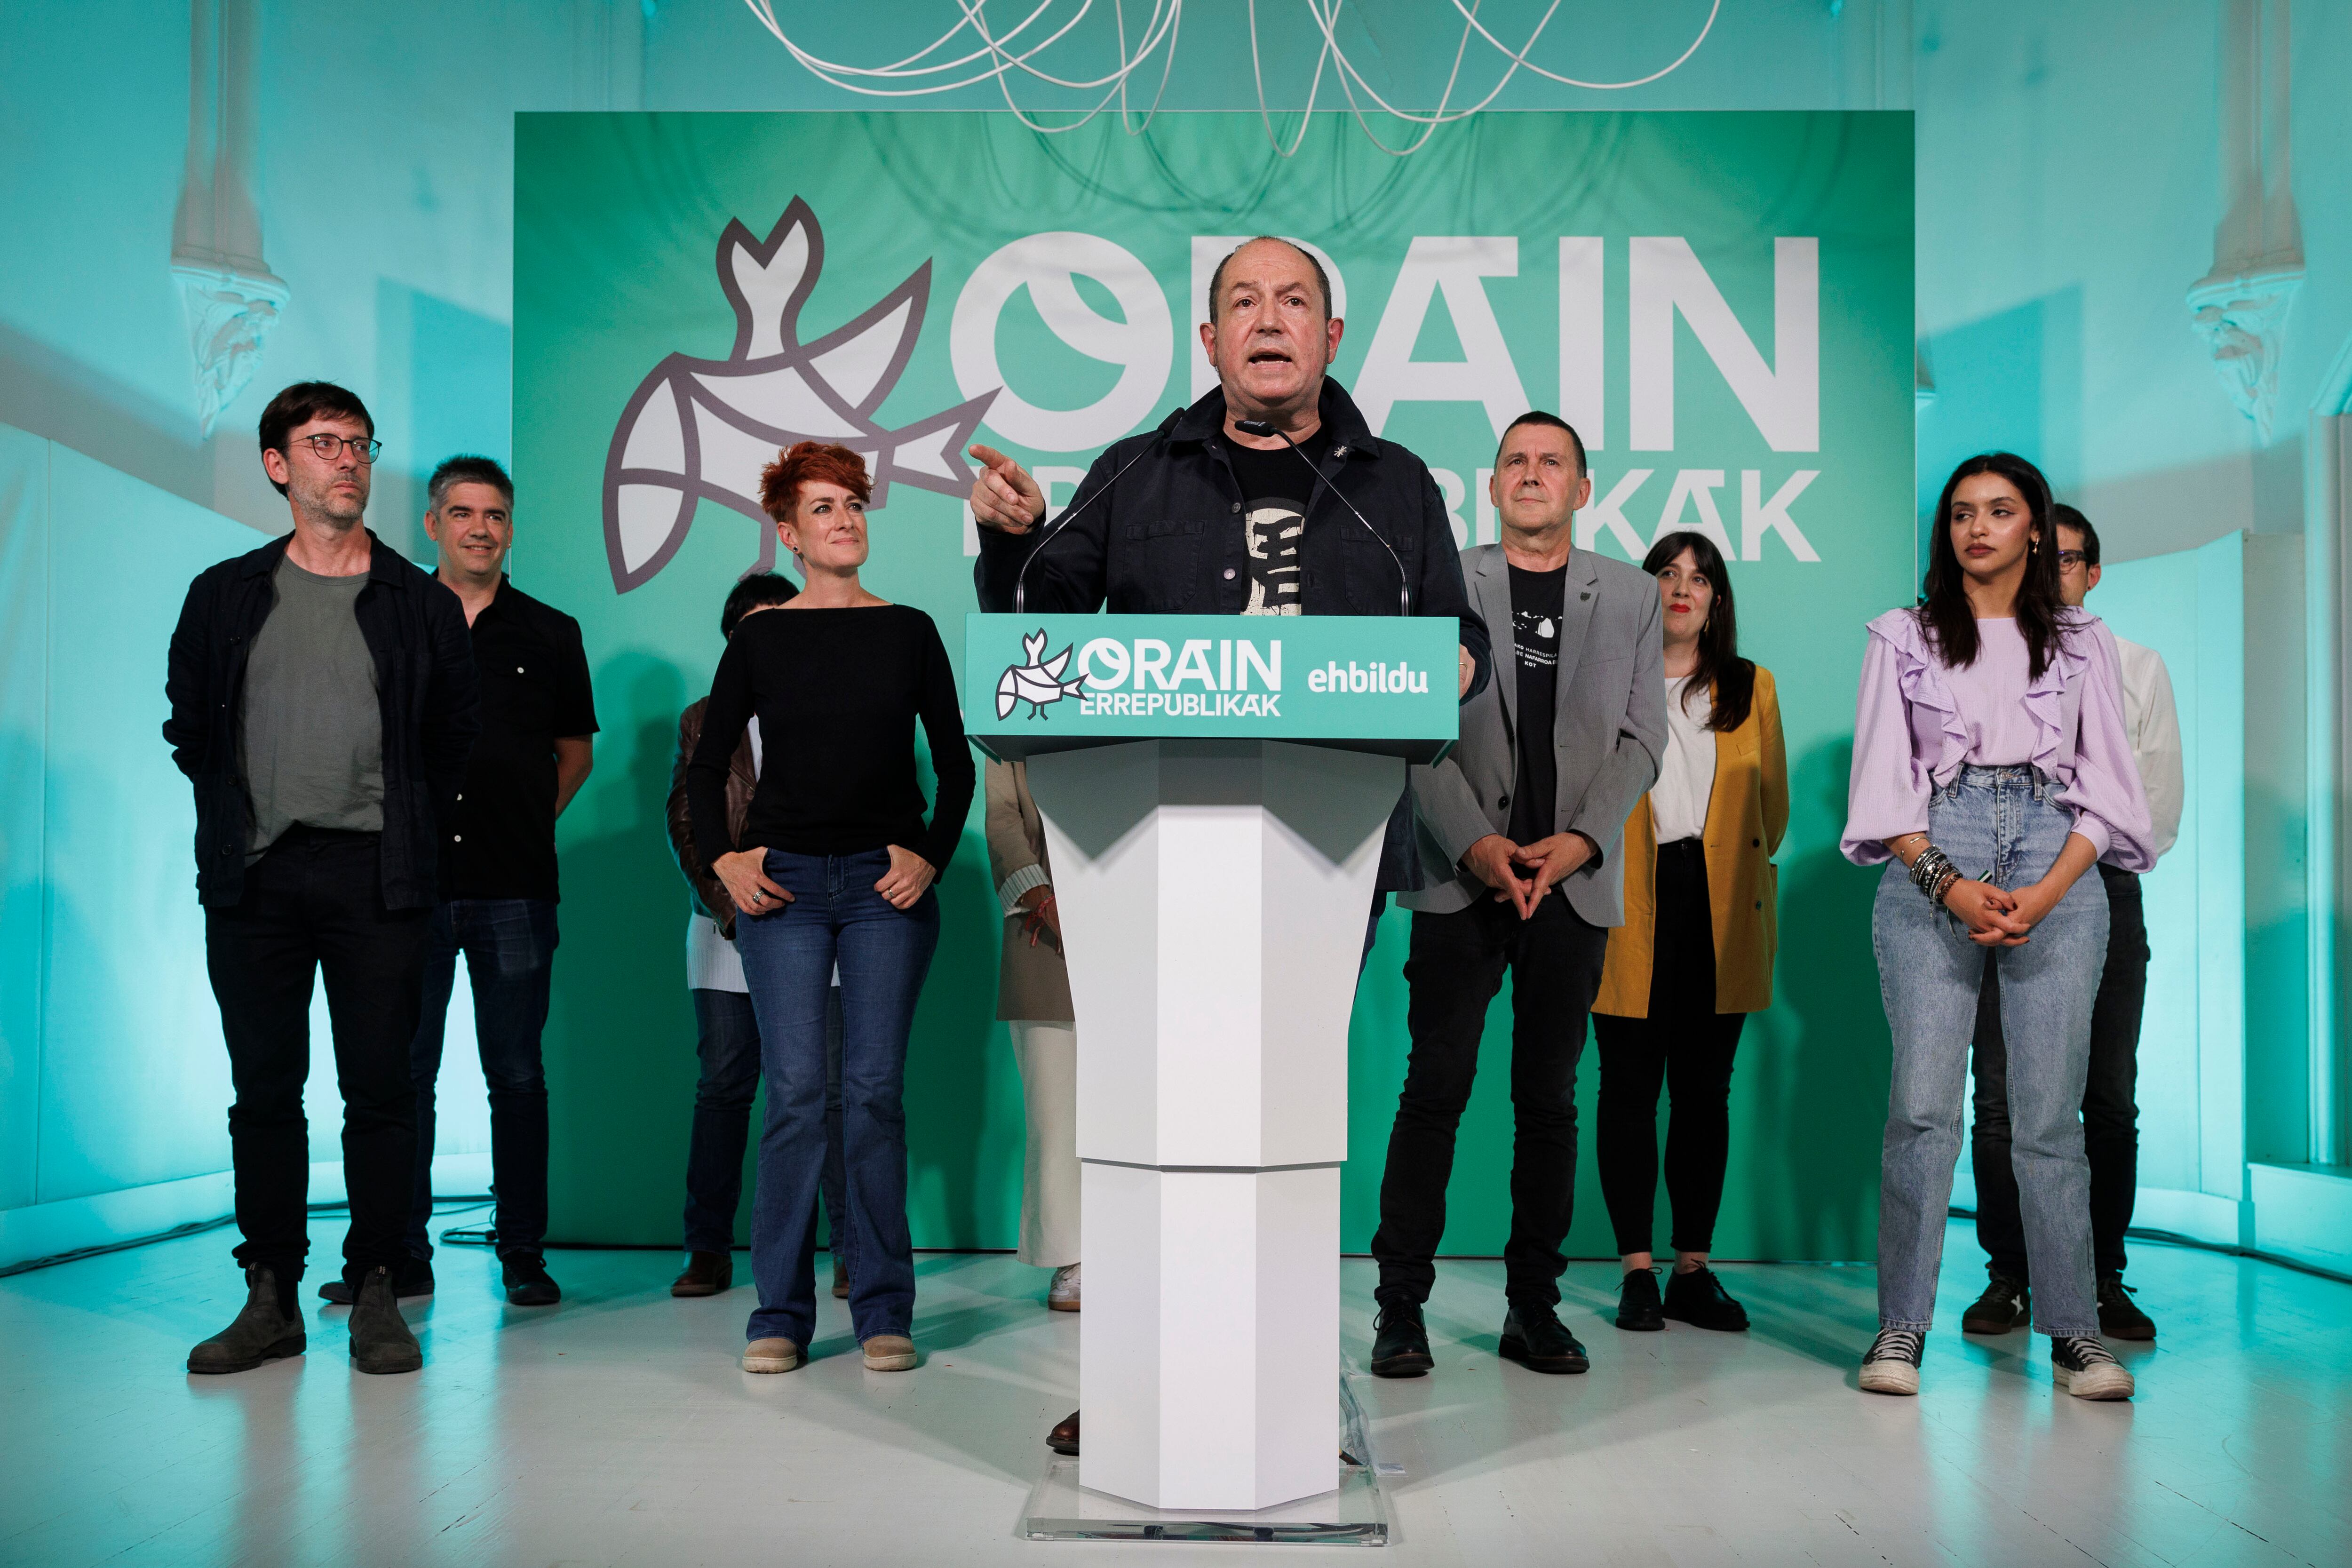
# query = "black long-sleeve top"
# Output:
<box><xmin>686</xmin><ymin>604</ymin><xmax>975</xmax><ymax>877</ymax></box>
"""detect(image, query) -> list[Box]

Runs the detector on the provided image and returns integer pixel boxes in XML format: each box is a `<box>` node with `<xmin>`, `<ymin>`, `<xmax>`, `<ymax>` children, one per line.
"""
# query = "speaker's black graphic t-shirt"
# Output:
<box><xmin>1221</xmin><ymin>429</ymin><xmax>1331</xmax><ymax>616</ymax></box>
<box><xmin>1507</xmin><ymin>563</ymin><xmax>1567</xmax><ymax>848</ymax></box>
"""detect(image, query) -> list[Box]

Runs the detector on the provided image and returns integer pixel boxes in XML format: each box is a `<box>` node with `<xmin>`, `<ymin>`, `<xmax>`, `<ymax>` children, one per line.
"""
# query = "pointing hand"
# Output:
<box><xmin>969</xmin><ymin>444</ymin><xmax>1046</xmax><ymax>533</ymax></box>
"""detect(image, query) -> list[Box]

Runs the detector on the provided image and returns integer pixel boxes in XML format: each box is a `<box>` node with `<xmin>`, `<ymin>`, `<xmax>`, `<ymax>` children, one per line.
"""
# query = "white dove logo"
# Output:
<box><xmin>997</xmin><ymin>630</ymin><xmax>1086</xmax><ymax>720</ymax></box>
<box><xmin>601</xmin><ymin>198</ymin><xmax>998</xmax><ymax>592</ymax></box>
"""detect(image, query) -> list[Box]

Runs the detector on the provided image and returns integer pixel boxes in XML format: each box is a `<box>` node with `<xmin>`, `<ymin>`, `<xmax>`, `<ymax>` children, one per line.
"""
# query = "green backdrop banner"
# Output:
<box><xmin>513</xmin><ymin>110</ymin><xmax>1914</xmax><ymax>1259</ymax></box>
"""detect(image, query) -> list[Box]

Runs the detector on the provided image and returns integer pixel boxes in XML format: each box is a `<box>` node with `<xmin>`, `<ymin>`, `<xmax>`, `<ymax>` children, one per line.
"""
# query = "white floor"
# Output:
<box><xmin>2</xmin><ymin>1214</ymin><xmax>2347</xmax><ymax>1567</ymax></box>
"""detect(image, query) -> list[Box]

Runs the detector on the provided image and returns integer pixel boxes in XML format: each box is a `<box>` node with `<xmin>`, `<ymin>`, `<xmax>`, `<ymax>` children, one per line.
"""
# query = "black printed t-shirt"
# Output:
<box><xmin>1506</xmin><ymin>563</ymin><xmax>1567</xmax><ymax>848</ymax></box>
<box><xmin>1221</xmin><ymin>428</ymin><xmax>1332</xmax><ymax>616</ymax></box>
<box><xmin>441</xmin><ymin>579</ymin><xmax>599</xmax><ymax>901</ymax></box>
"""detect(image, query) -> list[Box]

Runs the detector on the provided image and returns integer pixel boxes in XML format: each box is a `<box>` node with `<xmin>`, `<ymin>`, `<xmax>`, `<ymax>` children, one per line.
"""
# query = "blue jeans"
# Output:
<box><xmin>1870</xmin><ymin>766</ymin><xmax>2107</xmax><ymax>1337</ymax></box>
<box><xmin>683</xmin><ymin>986</ymin><xmax>846</xmax><ymax>1255</ymax></box>
<box><xmin>408</xmin><ymin>898</ymin><xmax>557</xmax><ymax>1262</ymax></box>
<box><xmin>734</xmin><ymin>849</ymin><xmax>939</xmax><ymax>1346</ymax></box>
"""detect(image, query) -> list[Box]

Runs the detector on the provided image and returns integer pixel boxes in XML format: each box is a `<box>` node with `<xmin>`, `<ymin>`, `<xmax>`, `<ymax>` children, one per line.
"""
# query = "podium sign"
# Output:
<box><xmin>964</xmin><ymin>613</ymin><xmax>1458</xmax><ymax>763</ymax></box>
<box><xmin>969</xmin><ymin>615</ymin><xmax>1456</xmax><ymax>1514</ymax></box>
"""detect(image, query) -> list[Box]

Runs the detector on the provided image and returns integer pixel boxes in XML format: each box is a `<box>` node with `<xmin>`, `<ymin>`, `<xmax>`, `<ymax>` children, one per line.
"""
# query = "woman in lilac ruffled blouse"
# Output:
<box><xmin>1841</xmin><ymin>452</ymin><xmax>2152</xmax><ymax>1402</ymax></box>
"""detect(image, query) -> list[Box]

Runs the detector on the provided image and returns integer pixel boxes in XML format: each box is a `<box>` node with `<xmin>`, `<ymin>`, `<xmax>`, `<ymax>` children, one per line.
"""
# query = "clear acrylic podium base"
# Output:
<box><xmin>1017</xmin><ymin>1371</ymin><xmax>1393</xmax><ymax>1546</ymax></box>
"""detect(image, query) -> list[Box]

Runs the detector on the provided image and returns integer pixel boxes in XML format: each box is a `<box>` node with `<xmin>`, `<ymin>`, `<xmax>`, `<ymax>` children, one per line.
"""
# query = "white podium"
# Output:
<box><xmin>965</xmin><ymin>613</ymin><xmax>1456</xmax><ymax>1523</ymax></box>
<box><xmin>1029</xmin><ymin>740</ymin><xmax>1397</xmax><ymax>1509</ymax></box>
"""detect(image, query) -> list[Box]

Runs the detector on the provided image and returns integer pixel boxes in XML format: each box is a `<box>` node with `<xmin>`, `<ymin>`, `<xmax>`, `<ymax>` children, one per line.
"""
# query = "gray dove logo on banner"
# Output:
<box><xmin>601</xmin><ymin>198</ymin><xmax>997</xmax><ymax>592</ymax></box>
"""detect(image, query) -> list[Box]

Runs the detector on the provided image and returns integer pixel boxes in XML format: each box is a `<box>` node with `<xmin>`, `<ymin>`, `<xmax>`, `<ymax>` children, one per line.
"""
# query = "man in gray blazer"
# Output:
<box><xmin>1368</xmin><ymin>411</ymin><xmax>1665</xmax><ymax>1380</ymax></box>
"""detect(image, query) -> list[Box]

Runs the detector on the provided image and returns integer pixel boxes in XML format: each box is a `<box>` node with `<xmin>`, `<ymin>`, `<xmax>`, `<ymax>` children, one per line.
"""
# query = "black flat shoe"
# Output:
<box><xmin>1960</xmin><ymin>1274</ymin><xmax>2030</xmax><ymax>1335</ymax></box>
<box><xmin>1499</xmin><ymin>1303</ymin><xmax>1589</xmax><ymax>1374</ymax></box>
<box><xmin>318</xmin><ymin>1256</ymin><xmax>433</xmax><ymax>1305</ymax></box>
<box><xmin>2097</xmin><ymin>1277</ymin><xmax>2155</xmax><ymax>1341</ymax></box>
<box><xmin>1048</xmin><ymin>1410</ymin><xmax>1081</xmax><ymax>1455</ymax></box>
<box><xmin>1369</xmin><ymin>1303</ymin><xmax>1433</xmax><ymax>1378</ymax></box>
<box><xmin>502</xmin><ymin>1253</ymin><xmax>561</xmax><ymax>1306</ymax></box>
<box><xmin>1615</xmin><ymin>1268</ymin><xmax>1665</xmax><ymax>1331</ymax></box>
<box><xmin>1661</xmin><ymin>1266</ymin><xmax>1749</xmax><ymax>1331</ymax></box>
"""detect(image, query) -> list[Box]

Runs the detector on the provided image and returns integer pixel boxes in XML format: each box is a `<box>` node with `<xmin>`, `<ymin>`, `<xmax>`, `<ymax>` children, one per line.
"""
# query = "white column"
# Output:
<box><xmin>1028</xmin><ymin>740</ymin><xmax>1401</xmax><ymax>1511</ymax></box>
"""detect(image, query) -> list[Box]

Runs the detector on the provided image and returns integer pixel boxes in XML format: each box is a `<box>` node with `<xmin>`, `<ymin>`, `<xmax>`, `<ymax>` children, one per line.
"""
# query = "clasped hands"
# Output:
<box><xmin>1939</xmin><ymin>875</ymin><xmax>2061</xmax><ymax>947</ymax></box>
<box><xmin>1463</xmin><ymin>831</ymin><xmax>1592</xmax><ymax>920</ymax></box>
<box><xmin>713</xmin><ymin>844</ymin><xmax>938</xmax><ymax>916</ymax></box>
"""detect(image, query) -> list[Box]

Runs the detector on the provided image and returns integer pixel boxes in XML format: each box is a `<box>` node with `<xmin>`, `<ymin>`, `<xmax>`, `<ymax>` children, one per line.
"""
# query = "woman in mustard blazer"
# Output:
<box><xmin>1593</xmin><ymin>531</ymin><xmax>1787</xmax><ymax>1335</ymax></box>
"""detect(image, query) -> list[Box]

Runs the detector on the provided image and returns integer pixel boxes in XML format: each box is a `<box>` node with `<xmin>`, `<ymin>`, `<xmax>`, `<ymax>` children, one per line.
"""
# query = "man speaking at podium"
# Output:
<box><xmin>969</xmin><ymin>236</ymin><xmax>1489</xmax><ymax>1456</ymax></box>
<box><xmin>969</xmin><ymin>233</ymin><xmax>1489</xmax><ymax>733</ymax></box>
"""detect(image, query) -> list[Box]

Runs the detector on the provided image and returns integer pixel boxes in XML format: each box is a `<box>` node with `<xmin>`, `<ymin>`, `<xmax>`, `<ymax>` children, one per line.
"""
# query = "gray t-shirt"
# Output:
<box><xmin>241</xmin><ymin>555</ymin><xmax>385</xmax><ymax>857</ymax></box>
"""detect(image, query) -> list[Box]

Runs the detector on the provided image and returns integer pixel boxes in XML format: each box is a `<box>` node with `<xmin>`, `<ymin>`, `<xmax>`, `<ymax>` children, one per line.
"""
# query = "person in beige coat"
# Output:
<box><xmin>983</xmin><ymin>758</ymin><xmax>1081</xmax><ymax>1312</ymax></box>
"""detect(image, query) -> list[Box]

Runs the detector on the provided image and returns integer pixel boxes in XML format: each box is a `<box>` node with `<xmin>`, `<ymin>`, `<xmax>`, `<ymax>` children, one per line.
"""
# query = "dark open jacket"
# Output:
<box><xmin>162</xmin><ymin>530</ymin><xmax>480</xmax><ymax>909</ymax></box>
<box><xmin>665</xmin><ymin>696</ymin><xmax>756</xmax><ymax>939</ymax></box>
<box><xmin>974</xmin><ymin>377</ymin><xmax>1490</xmax><ymax>892</ymax></box>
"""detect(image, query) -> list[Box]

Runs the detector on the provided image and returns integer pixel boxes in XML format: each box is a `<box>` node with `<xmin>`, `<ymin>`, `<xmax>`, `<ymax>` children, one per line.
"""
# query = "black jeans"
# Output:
<box><xmin>204</xmin><ymin>827</ymin><xmax>429</xmax><ymax>1285</ymax></box>
<box><xmin>407</xmin><ymin>899</ymin><xmax>557</xmax><ymax>1262</ymax></box>
<box><xmin>1971</xmin><ymin>864</ymin><xmax>2147</xmax><ymax>1281</ymax></box>
<box><xmin>1593</xmin><ymin>840</ymin><xmax>1747</xmax><ymax>1258</ymax></box>
<box><xmin>682</xmin><ymin>986</ymin><xmax>847</xmax><ymax>1255</ymax></box>
<box><xmin>1372</xmin><ymin>892</ymin><xmax>1609</xmax><ymax>1310</ymax></box>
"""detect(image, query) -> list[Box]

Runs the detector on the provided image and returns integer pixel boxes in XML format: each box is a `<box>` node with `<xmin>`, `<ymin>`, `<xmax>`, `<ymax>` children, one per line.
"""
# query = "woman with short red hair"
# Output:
<box><xmin>684</xmin><ymin>441</ymin><xmax>975</xmax><ymax>1377</ymax></box>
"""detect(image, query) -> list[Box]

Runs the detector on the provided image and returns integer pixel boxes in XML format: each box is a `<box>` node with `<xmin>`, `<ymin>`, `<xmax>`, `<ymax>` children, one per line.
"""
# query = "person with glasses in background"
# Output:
<box><xmin>165</xmin><ymin>382</ymin><xmax>479</xmax><ymax>1377</ymax></box>
<box><xmin>1959</xmin><ymin>503</ymin><xmax>2180</xmax><ymax>1344</ymax></box>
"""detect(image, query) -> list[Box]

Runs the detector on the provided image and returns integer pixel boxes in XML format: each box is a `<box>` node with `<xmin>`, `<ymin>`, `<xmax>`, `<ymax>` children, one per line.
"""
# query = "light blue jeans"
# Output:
<box><xmin>1871</xmin><ymin>766</ymin><xmax>2107</xmax><ymax>1337</ymax></box>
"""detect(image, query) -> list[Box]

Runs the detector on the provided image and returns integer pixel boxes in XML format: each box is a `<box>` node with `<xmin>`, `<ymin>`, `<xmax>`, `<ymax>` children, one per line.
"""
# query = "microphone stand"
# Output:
<box><xmin>1232</xmin><ymin>417</ymin><xmax>1411</xmax><ymax>616</ymax></box>
<box><xmin>1009</xmin><ymin>410</ymin><xmax>1184</xmax><ymax>616</ymax></box>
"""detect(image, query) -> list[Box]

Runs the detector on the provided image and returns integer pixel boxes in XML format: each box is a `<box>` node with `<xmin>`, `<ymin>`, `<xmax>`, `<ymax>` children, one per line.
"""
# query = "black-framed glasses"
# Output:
<box><xmin>295</xmin><ymin>433</ymin><xmax>382</xmax><ymax>463</ymax></box>
<box><xmin>2056</xmin><ymin>549</ymin><xmax>2087</xmax><ymax>568</ymax></box>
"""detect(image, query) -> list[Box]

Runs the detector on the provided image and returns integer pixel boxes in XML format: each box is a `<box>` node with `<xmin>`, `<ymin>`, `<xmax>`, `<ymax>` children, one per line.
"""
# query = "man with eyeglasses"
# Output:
<box><xmin>165</xmin><ymin>382</ymin><xmax>480</xmax><ymax>1377</ymax></box>
<box><xmin>1959</xmin><ymin>502</ymin><xmax>2182</xmax><ymax>1345</ymax></box>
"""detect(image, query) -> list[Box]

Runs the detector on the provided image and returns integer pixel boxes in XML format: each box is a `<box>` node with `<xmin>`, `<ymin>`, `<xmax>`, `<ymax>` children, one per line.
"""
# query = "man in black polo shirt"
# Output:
<box><xmin>342</xmin><ymin>455</ymin><xmax>596</xmax><ymax>1307</ymax></box>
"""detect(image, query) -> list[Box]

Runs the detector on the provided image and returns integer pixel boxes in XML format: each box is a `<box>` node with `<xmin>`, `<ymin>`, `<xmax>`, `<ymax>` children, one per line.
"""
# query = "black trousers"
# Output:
<box><xmin>1372</xmin><ymin>892</ymin><xmax>1609</xmax><ymax>1310</ymax></box>
<box><xmin>407</xmin><ymin>898</ymin><xmax>558</xmax><ymax>1262</ymax></box>
<box><xmin>1971</xmin><ymin>864</ymin><xmax>2147</xmax><ymax>1281</ymax></box>
<box><xmin>204</xmin><ymin>827</ymin><xmax>429</xmax><ymax>1285</ymax></box>
<box><xmin>1592</xmin><ymin>839</ymin><xmax>1747</xmax><ymax>1258</ymax></box>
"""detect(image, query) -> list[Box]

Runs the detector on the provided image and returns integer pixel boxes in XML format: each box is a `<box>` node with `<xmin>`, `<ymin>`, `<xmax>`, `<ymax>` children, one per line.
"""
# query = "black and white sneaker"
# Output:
<box><xmin>2096</xmin><ymin>1277</ymin><xmax>2155</xmax><ymax>1341</ymax></box>
<box><xmin>2050</xmin><ymin>1336</ymin><xmax>2134</xmax><ymax>1400</ymax></box>
<box><xmin>1859</xmin><ymin>1328</ymin><xmax>1924</xmax><ymax>1395</ymax></box>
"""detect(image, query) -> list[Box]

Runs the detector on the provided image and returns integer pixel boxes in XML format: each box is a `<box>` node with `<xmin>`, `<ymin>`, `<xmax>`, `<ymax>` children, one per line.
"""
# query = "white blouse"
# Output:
<box><xmin>1651</xmin><ymin>674</ymin><xmax>1717</xmax><ymax>844</ymax></box>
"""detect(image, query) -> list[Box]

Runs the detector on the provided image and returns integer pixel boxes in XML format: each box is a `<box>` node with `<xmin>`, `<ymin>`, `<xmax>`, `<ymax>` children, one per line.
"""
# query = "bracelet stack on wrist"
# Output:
<box><xmin>1908</xmin><ymin>844</ymin><xmax>1960</xmax><ymax>907</ymax></box>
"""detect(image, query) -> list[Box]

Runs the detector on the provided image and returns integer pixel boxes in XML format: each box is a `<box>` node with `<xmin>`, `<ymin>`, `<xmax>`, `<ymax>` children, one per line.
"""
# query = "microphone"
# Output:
<box><xmin>1233</xmin><ymin>418</ymin><xmax>1410</xmax><ymax>616</ymax></box>
<box><xmin>1009</xmin><ymin>409</ymin><xmax>1185</xmax><ymax>616</ymax></box>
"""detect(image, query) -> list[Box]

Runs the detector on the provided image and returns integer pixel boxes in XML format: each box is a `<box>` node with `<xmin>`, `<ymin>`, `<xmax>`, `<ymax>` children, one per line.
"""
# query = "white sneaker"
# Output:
<box><xmin>2051</xmin><ymin>1336</ymin><xmax>2135</xmax><ymax>1400</ymax></box>
<box><xmin>1048</xmin><ymin>1263</ymin><xmax>1081</xmax><ymax>1313</ymax></box>
<box><xmin>1859</xmin><ymin>1327</ymin><xmax>1924</xmax><ymax>1395</ymax></box>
